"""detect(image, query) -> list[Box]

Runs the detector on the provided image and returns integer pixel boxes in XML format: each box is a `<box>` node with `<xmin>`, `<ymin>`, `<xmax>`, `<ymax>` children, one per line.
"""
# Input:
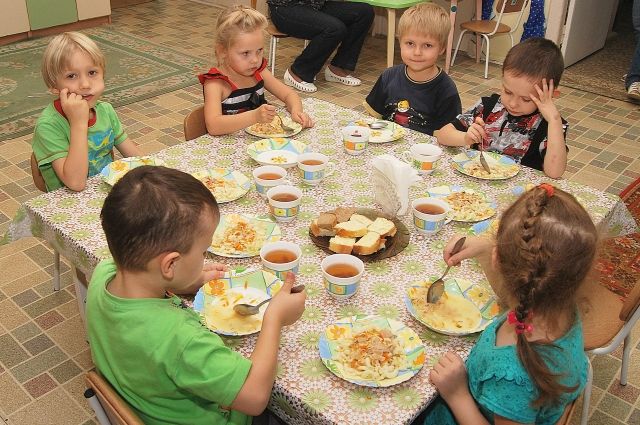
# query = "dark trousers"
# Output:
<box><xmin>269</xmin><ymin>1</ymin><xmax>374</xmax><ymax>82</ymax></box>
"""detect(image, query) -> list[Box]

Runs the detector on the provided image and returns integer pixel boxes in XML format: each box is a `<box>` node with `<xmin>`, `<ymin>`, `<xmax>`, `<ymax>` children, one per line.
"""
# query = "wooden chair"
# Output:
<box><xmin>578</xmin><ymin>276</ymin><xmax>640</xmax><ymax>425</ymax></box>
<box><xmin>250</xmin><ymin>0</ymin><xmax>306</xmax><ymax>75</ymax></box>
<box><xmin>451</xmin><ymin>0</ymin><xmax>531</xmax><ymax>78</ymax></box>
<box><xmin>84</xmin><ymin>371</ymin><xmax>144</xmax><ymax>425</ymax></box>
<box><xmin>183</xmin><ymin>105</ymin><xmax>207</xmax><ymax>140</ymax></box>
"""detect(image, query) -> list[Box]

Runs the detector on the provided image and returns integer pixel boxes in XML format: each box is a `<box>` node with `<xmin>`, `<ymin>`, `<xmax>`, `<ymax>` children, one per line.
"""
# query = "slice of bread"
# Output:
<box><xmin>334</xmin><ymin>220</ymin><xmax>368</xmax><ymax>238</ymax></box>
<box><xmin>369</xmin><ymin>217</ymin><xmax>397</xmax><ymax>237</ymax></box>
<box><xmin>334</xmin><ymin>206</ymin><xmax>356</xmax><ymax>223</ymax></box>
<box><xmin>350</xmin><ymin>213</ymin><xmax>374</xmax><ymax>227</ymax></box>
<box><xmin>310</xmin><ymin>219</ymin><xmax>335</xmax><ymax>237</ymax></box>
<box><xmin>353</xmin><ymin>232</ymin><xmax>382</xmax><ymax>255</ymax></box>
<box><xmin>317</xmin><ymin>212</ymin><xmax>337</xmax><ymax>230</ymax></box>
<box><xmin>329</xmin><ymin>236</ymin><xmax>355</xmax><ymax>254</ymax></box>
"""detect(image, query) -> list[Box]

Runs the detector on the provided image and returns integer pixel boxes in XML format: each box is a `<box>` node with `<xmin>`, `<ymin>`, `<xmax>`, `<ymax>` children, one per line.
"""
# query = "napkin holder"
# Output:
<box><xmin>371</xmin><ymin>154</ymin><xmax>421</xmax><ymax>216</ymax></box>
<box><xmin>372</xmin><ymin>170</ymin><xmax>402</xmax><ymax>216</ymax></box>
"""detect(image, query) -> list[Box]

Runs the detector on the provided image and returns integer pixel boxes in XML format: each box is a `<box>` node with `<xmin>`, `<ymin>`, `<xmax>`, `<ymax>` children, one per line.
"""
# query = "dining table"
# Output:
<box><xmin>354</xmin><ymin>0</ymin><xmax>483</xmax><ymax>72</ymax></box>
<box><xmin>5</xmin><ymin>97</ymin><xmax>638</xmax><ymax>425</ymax></box>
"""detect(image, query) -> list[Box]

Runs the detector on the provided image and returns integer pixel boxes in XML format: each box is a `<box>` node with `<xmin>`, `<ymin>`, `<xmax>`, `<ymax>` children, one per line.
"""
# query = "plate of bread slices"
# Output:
<box><xmin>309</xmin><ymin>207</ymin><xmax>410</xmax><ymax>261</ymax></box>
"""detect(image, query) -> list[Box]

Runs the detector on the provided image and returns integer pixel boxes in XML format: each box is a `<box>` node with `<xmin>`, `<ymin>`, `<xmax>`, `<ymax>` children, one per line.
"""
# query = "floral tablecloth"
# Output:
<box><xmin>5</xmin><ymin>98</ymin><xmax>637</xmax><ymax>424</ymax></box>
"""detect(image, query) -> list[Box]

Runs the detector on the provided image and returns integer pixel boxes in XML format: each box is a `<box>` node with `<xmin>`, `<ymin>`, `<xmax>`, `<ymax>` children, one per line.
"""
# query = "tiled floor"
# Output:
<box><xmin>0</xmin><ymin>1</ymin><xmax>639</xmax><ymax>424</ymax></box>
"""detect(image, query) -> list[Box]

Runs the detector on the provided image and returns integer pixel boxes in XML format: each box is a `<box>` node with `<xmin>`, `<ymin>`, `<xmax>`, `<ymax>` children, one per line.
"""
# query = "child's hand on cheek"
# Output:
<box><xmin>59</xmin><ymin>88</ymin><xmax>90</xmax><ymax>124</ymax></box>
<box><xmin>531</xmin><ymin>78</ymin><xmax>561</xmax><ymax>123</ymax></box>
<box><xmin>429</xmin><ymin>351</ymin><xmax>469</xmax><ymax>403</ymax></box>
<box><xmin>201</xmin><ymin>262</ymin><xmax>228</xmax><ymax>282</ymax></box>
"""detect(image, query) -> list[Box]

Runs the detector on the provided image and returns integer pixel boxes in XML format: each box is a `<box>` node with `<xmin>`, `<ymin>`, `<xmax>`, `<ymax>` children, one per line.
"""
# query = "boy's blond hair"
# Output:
<box><xmin>215</xmin><ymin>5</ymin><xmax>267</xmax><ymax>51</ymax></box>
<box><xmin>41</xmin><ymin>32</ymin><xmax>105</xmax><ymax>90</ymax></box>
<box><xmin>397</xmin><ymin>3</ymin><xmax>451</xmax><ymax>48</ymax></box>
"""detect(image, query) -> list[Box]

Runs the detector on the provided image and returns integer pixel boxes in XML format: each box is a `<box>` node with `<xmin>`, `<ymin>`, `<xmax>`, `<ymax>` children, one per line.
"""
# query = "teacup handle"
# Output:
<box><xmin>401</xmin><ymin>151</ymin><xmax>413</xmax><ymax>164</ymax></box>
<box><xmin>325</xmin><ymin>162</ymin><xmax>336</xmax><ymax>178</ymax></box>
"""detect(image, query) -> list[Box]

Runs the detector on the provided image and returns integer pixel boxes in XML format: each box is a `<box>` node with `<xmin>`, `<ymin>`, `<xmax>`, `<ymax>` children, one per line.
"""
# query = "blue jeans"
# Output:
<box><xmin>269</xmin><ymin>1</ymin><xmax>374</xmax><ymax>82</ymax></box>
<box><xmin>625</xmin><ymin>0</ymin><xmax>640</xmax><ymax>88</ymax></box>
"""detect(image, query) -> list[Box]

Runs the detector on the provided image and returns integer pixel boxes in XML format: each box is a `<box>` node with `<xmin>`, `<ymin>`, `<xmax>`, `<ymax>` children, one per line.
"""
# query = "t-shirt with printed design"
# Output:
<box><xmin>86</xmin><ymin>259</ymin><xmax>252</xmax><ymax>425</ymax></box>
<box><xmin>452</xmin><ymin>93</ymin><xmax>568</xmax><ymax>171</ymax></box>
<box><xmin>365</xmin><ymin>65</ymin><xmax>461</xmax><ymax>135</ymax></box>
<box><xmin>32</xmin><ymin>101</ymin><xmax>127</xmax><ymax>191</ymax></box>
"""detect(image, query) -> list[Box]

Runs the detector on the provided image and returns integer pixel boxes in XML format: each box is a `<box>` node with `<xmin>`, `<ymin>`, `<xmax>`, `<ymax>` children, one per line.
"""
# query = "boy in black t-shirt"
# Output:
<box><xmin>364</xmin><ymin>3</ymin><xmax>461</xmax><ymax>135</ymax></box>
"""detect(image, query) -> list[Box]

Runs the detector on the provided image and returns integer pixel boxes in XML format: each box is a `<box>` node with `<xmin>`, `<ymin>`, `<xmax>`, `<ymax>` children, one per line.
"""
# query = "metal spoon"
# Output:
<box><xmin>369</xmin><ymin>121</ymin><xmax>388</xmax><ymax>129</ymax></box>
<box><xmin>276</xmin><ymin>114</ymin><xmax>296</xmax><ymax>134</ymax></box>
<box><xmin>478</xmin><ymin>143</ymin><xmax>491</xmax><ymax>174</ymax></box>
<box><xmin>426</xmin><ymin>237</ymin><xmax>466</xmax><ymax>304</ymax></box>
<box><xmin>233</xmin><ymin>284</ymin><xmax>305</xmax><ymax>316</ymax></box>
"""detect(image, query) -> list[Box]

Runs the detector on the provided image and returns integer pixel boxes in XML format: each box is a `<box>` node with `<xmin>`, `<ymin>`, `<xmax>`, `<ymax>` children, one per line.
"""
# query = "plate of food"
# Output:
<box><xmin>469</xmin><ymin>219</ymin><xmax>499</xmax><ymax>236</ymax></box>
<box><xmin>309</xmin><ymin>207</ymin><xmax>410</xmax><ymax>261</ymax></box>
<box><xmin>100</xmin><ymin>156</ymin><xmax>165</xmax><ymax>186</ymax></box>
<box><xmin>246</xmin><ymin>116</ymin><xmax>303</xmax><ymax>138</ymax></box>
<box><xmin>319</xmin><ymin>315</ymin><xmax>425</xmax><ymax>387</ymax></box>
<box><xmin>210</xmin><ymin>214</ymin><xmax>281</xmax><ymax>258</ymax></box>
<box><xmin>451</xmin><ymin>151</ymin><xmax>520</xmax><ymax>180</ymax></box>
<box><xmin>351</xmin><ymin>120</ymin><xmax>407</xmax><ymax>144</ymax></box>
<box><xmin>425</xmin><ymin>185</ymin><xmax>496</xmax><ymax>222</ymax></box>
<box><xmin>193</xmin><ymin>268</ymin><xmax>283</xmax><ymax>336</ymax></box>
<box><xmin>404</xmin><ymin>277</ymin><xmax>500</xmax><ymax>336</ymax></box>
<box><xmin>192</xmin><ymin>168</ymin><xmax>251</xmax><ymax>203</ymax></box>
<box><xmin>247</xmin><ymin>138</ymin><xmax>311</xmax><ymax>168</ymax></box>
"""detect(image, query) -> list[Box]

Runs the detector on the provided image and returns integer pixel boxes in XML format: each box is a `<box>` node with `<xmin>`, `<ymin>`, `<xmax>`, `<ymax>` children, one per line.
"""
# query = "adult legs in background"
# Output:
<box><xmin>625</xmin><ymin>0</ymin><xmax>640</xmax><ymax>98</ymax></box>
<box><xmin>269</xmin><ymin>2</ymin><xmax>373</xmax><ymax>83</ymax></box>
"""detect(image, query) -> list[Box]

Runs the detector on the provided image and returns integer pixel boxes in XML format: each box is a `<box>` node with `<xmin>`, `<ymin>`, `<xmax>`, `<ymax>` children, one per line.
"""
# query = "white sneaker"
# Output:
<box><xmin>628</xmin><ymin>82</ymin><xmax>640</xmax><ymax>100</ymax></box>
<box><xmin>284</xmin><ymin>69</ymin><xmax>317</xmax><ymax>93</ymax></box>
<box><xmin>324</xmin><ymin>67</ymin><xmax>361</xmax><ymax>86</ymax></box>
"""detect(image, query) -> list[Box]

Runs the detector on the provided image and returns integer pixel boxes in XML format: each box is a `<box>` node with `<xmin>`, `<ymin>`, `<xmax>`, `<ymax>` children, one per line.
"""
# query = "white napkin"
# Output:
<box><xmin>371</xmin><ymin>154</ymin><xmax>421</xmax><ymax>215</ymax></box>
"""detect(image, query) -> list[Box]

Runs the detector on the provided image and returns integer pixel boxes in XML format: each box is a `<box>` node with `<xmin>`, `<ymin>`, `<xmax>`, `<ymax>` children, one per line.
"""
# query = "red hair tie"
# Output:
<box><xmin>538</xmin><ymin>183</ymin><xmax>554</xmax><ymax>197</ymax></box>
<box><xmin>507</xmin><ymin>310</ymin><xmax>534</xmax><ymax>335</ymax></box>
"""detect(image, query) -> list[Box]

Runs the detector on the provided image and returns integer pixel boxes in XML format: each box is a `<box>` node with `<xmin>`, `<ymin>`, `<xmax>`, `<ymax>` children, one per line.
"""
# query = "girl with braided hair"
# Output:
<box><xmin>421</xmin><ymin>184</ymin><xmax>596</xmax><ymax>425</ymax></box>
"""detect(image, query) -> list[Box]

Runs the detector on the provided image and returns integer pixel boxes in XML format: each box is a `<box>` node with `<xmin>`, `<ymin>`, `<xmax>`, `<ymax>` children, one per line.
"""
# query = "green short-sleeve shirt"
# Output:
<box><xmin>86</xmin><ymin>259</ymin><xmax>252</xmax><ymax>425</ymax></box>
<box><xmin>32</xmin><ymin>101</ymin><xmax>128</xmax><ymax>191</ymax></box>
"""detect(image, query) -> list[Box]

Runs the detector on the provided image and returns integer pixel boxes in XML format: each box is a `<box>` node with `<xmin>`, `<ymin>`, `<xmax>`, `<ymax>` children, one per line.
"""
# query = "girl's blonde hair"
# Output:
<box><xmin>41</xmin><ymin>32</ymin><xmax>105</xmax><ymax>89</ymax></box>
<box><xmin>497</xmin><ymin>186</ymin><xmax>598</xmax><ymax>407</ymax></box>
<box><xmin>215</xmin><ymin>5</ymin><xmax>267</xmax><ymax>54</ymax></box>
<box><xmin>397</xmin><ymin>3</ymin><xmax>450</xmax><ymax>48</ymax></box>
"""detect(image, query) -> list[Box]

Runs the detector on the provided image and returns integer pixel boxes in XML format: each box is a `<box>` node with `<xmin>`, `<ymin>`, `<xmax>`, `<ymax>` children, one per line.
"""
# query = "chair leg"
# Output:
<box><xmin>53</xmin><ymin>250</ymin><xmax>60</xmax><ymax>291</ymax></box>
<box><xmin>73</xmin><ymin>267</ymin><xmax>88</xmax><ymax>325</ymax></box>
<box><xmin>451</xmin><ymin>29</ymin><xmax>468</xmax><ymax>67</ymax></box>
<box><xmin>84</xmin><ymin>388</ymin><xmax>112</xmax><ymax>425</ymax></box>
<box><xmin>620</xmin><ymin>333</ymin><xmax>632</xmax><ymax>385</ymax></box>
<box><xmin>580</xmin><ymin>360</ymin><xmax>593</xmax><ymax>425</ymax></box>
<box><xmin>509</xmin><ymin>32</ymin><xmax>514</xmax><ymax>48</ymax></box>
<box><xmin>270</xmin><ymin>36</ymin><xmax>276</xmax><ymax>75</ymax></box>
<box><xmin>483</xmin><ymin>34</ymin><xmax>490</xmax><ymax>79</ymax></box>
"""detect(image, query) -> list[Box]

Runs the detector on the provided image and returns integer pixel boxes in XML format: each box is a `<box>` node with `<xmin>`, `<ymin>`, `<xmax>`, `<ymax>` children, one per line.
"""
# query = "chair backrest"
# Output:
<box><xmin>30</xmin><ymin>152</ymin><xmax>47</xmax><ymax>192</ymax></box>
<box><xmin>85</xmin><ymin>371</ymin><xmax>144</xmax><ymax>425</ymax></box>
<box><xmin>492</xmin><ymin>0</ymin><xmax>531</xmax><ymax>35</ymax></box>
<box><xmin>555</xmin><ymin>398</ymin><xmax>577</xmax><ymax>425</ymax></box>
<box><xmin>620</xmin><ymin>277</ymin><xmax>640</xmax><ymax>322</ymax></box>
<box><xmin>183</xmin><ymin>105</ymin><xmax>207</xmax><ymax>140</ymax></box>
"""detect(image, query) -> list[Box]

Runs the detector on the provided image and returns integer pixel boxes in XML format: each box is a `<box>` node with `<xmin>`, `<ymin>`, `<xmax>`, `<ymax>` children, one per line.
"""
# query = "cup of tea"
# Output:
<box><xmin>341</xmin><ymin>125</ymin><xmax>370</xmax><ymax>156</ymax></box>
<box><xmin>401</xmin><ymin>144</ymin><xmax>443</xmax><ymax>175</ymax></box>
<box><xmin>411</xmin><ymin>197</ymin><xmax>451</xmax><ymax>235</ymax></box>
<box><xmin>259</xmin><ymin>241</ymin><xmax>302</xmax><ymax>280</ymax></box>
<box><xmin>321</xmin><ymin>254</ymin><xmax>364</xmax><ymax>299</ymax></box>
<box><xmin>266</xmin><ymin>185</ymin><xmax>303</xmax><ymax>222</ymax></box>
<box><xmin>297</xmin><ymin>153</ymin><xmax>335</xmax><ymax>185</ymax></box>
<box><xmin>253</xmin><ymin>165</ymin><xmax>289</xmax><ymax>197</ymax></box>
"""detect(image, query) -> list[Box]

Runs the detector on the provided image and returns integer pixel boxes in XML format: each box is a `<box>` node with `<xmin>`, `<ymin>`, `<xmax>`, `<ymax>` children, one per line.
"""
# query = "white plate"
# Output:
<box><xmin>209</xmin><ymin>214</ymin><xmax>281</xmax><ymax>258</ymax></box>
<box><xmin>192</xmin><ymin>168</ymin><xmax>251</xmax><ymax>203</ymax></box>
<box><xmin>255</xmin><ymin>150</ymin><xmax>299</xmax><ymax>168</ymax></box>
<box><xmin>245</xmin><ymin>116</ymin><xmax>303</xmax><ymax>138</ymax></box>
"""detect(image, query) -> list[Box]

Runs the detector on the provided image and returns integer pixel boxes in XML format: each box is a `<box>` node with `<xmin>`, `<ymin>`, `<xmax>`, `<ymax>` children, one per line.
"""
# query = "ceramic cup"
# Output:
<box><xmin>266</xmin><ymin>185</ymin><xmax>303</xmax><ymax>222</ymax></box>
<box><xmin>411</xmin><ymin>197</ymin><xmax>451</xmax><ymax>235</ymax></box>
<box><xmin>342</xmin><ymin>125</ymin><xmax>371</xmax><ymax>156</ymax></box>
<box><xmin>296</xmin><ymin>153</ymin><xmax>335</xmax><ymax>185</ymax></box>
<box><xmin>253</xmin><ymin>165</ymin><xmax>289</xmax><ymax>197</ymax></box>
<box><xmin>321</xmin><ymin>254</ymin><xmax>365</xmax><ymax>299</ymax></box>
<box><xmin>402</xmin><ymin>144</ymin><xmax>443</xmax><ymax>175</ymax></box>
<box><xmin>259</xmin><ymin>241</ymin><xmax>302</xmax><ymax>281</ymax></box>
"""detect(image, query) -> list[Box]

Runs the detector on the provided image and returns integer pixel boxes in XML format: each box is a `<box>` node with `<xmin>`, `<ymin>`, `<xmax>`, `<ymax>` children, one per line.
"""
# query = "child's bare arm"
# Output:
<box><xmin>51</xmin><ymin>89</ymin><xmax>90</xmax><ymax>191</ymax></box>
<box><xmin>115</xmin><ymin>139</ymin><xmax>142</xmax><ymax>158</ymax></box>
<box><xmin>435</xmin><ymin>119</ymin><xmax>486</xmax><ymax>147</ymax></box>
<box><xmin>230</xmin><ymin>274</ymin><xmax>305</xmax><ymax>415</ymax></box>
<box><xmin>203</xmin><ymin>80</ymin><xmax>275</xmax><ymax>136</ymax></box>
<box><xmin>532</xmin><ymin>79</ymin><xmax>566</xmax><ymax>178</ymax></box>
<box><xmin>262</xmin><ymin>70</ymin><xmax>313</xmax><ymax>128</ymax></box>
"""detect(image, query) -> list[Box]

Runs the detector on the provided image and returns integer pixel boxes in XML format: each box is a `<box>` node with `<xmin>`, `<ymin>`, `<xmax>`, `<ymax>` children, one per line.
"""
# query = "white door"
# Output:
<box><xmin>561</xmin><ymin>0</ymin><xmax>618</xmax><ymax>66</ymax></box>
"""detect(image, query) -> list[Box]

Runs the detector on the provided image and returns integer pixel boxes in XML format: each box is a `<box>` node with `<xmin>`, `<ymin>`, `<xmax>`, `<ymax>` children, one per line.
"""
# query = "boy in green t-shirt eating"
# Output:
<box><xmin>86</xmin><ymin>166</ymin><xmax>306</xmax><ymax>425</ymax></box>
